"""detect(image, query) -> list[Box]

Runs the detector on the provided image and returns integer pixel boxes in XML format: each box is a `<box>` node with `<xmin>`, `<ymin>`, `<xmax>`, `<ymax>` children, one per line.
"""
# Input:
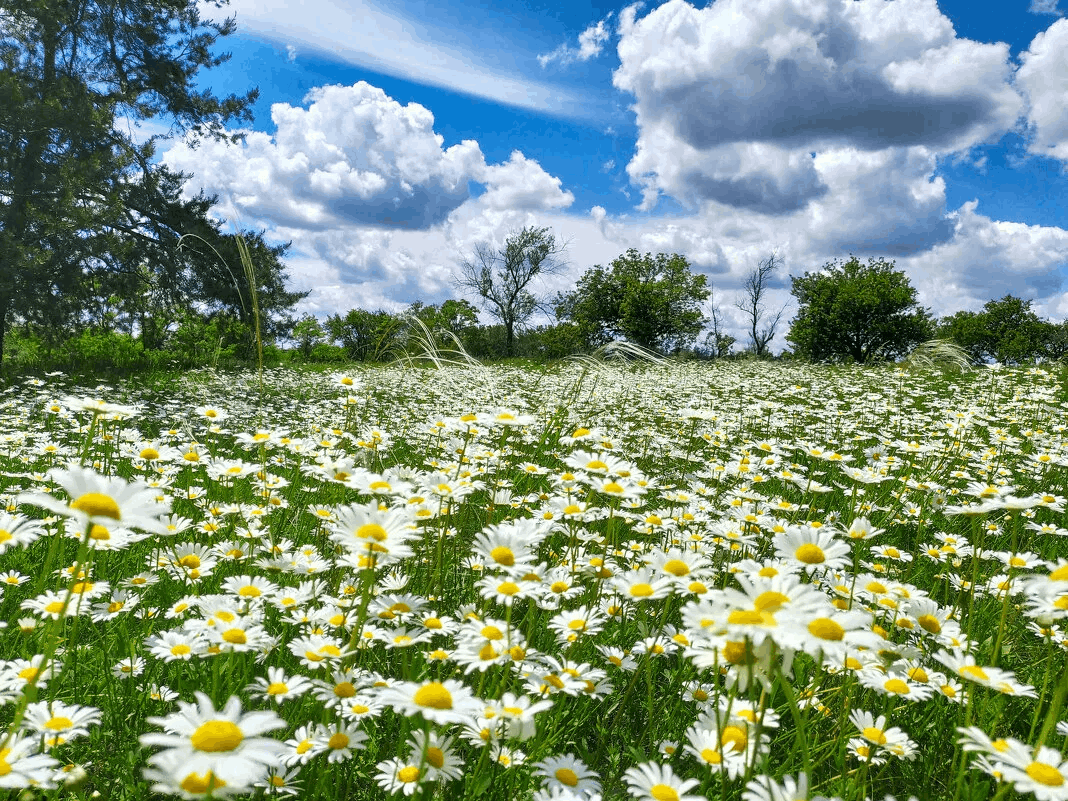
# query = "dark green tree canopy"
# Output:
<box><xmin>0</xmin><ymin>0</ymin><xmax>258</xmax><ymax>364</ymax></box>
<box><xmin>938</xmin><ymin>295</ymin><xmax>1057</xmax><ymax>364</ymax></box>
<box><xmin>787</xmin><ymin>256</ymin><xmax>933</xmax><ymax>363</ymax></box>
<box><xmin>555</xmin><ymin>249</ymin><xmax>710</xmax><ymax>353</ymax></box>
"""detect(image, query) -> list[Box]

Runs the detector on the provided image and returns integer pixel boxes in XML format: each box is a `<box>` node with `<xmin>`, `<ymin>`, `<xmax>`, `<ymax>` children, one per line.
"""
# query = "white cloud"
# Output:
<box><xmin>476</xmin><ymin>151</ymin><xmax>575</xmax><ymax>211</ymax></box>
<box><xmin>163</xmin><ymin>82</ymin><xmax>485</xmax><ymax>231</ymax></box>
<box><xmin>285</xmin><ymin>44</ymin><xmax>297</xmax><ymax>62</ymax></box>
<box><xmin>538</xmin><ymin>15</ymin><xmax>614</xmax><ymax>68</ymax></box>
<box><xmin>199</xmin><ymin>0</ymin><xmax>589</xmax><ymax>118</ymax></box>
<box><xmin>1015</xmin><ymin>19</ymin><xmax>1068</xmax><ymax>164</ymax></box>
<box><xmin>1029</xmin><ymin>0</ymin><xmax>1063</xmax><ymax>15</ymax></box>
<box><xmin>613</xmin><ymin>0</ymin><xmax>1024</xmax><ymax>216</ymax></box>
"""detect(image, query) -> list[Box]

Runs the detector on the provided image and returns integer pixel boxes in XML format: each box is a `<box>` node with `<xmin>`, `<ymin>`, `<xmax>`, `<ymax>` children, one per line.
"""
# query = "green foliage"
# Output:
<box><xmin>457</xmin><ymin>226</ymin><xmax>569</xmax><ymax>355</ymax></box>
<box><xmin>555</xmin><ymin>249</ymin><xmax>710</xmax><ymax>353</ymax></box>
<box><xmin>787</xmin><ymin>256</ymin><xmax>934</xmax><ymax>363</ymax></box>
<box><xmin>0</xmin><ymin>0</ymin><xmax>258</xmax><ymax>366</ymax></box>
<box><xmin>938</xmin><ymin>295</ymin><xmax>1061</xmax><ymax>364</ymax></box>
<box><xmin>325</xmin><ymin>309</ymin><xmax>407</xmax><ymax>362</ymax></box>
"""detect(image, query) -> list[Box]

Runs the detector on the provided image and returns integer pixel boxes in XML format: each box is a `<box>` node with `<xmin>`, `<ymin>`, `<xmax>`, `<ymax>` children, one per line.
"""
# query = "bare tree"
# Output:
<box><xmin>456</xmin><ymin>226</ymin><xmax>569</xmax><ymax>356</ymax></box>
<box><xmin>737</xmin><ymin>252</ymin><xmax>786</xmax><ymax>357</ymax></box>
<box><xmin>702</xmin><ymin>294</ymin><xmax>735</xmax><ymax>358</ymax></box>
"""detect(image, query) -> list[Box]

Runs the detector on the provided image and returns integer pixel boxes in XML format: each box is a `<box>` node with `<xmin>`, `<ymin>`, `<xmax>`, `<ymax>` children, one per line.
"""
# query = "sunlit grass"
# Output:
<box><xmin>0</xmin><ymin>360</ymin><xmax>1066</xmax><ymax>800</ymax></box>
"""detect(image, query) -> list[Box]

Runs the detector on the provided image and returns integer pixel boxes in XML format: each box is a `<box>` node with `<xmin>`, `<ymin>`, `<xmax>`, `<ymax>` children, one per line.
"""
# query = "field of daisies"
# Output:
<box><xmin>1</xmin><ymin>357</ymin><xmax>1067</xmax><ymax>801</ymax></box>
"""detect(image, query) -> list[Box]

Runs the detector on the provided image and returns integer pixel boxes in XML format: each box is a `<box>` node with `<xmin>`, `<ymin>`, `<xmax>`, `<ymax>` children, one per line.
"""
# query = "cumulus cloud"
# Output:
<box><xmin>613</xmin><ymin>0</ymin><xmax>1025</xmax><ymax>215</ymax></box>
<box><xmin>538</xmin><ymin>15</ymin><xmax>614</xmax><ymax>68</ymax></box>
<box><xmin>1014</xmin><ymin>19</ymin><xmax>1068</xmax><ymax>164</ymax></box>
<box><xmin>164</xmin><ymin>82</ymin><xmax>488</xmax><ymax>231</ymax></box>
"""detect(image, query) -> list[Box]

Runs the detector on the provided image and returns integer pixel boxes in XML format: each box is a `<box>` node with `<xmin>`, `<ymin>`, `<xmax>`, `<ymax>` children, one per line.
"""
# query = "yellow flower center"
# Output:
<box><xmin>917</xmin><ymin>614</ymin><xmax>942</xmax><ymax>634</ymax></box>
<box><xmin>884</xmin><ymin>679</ymin><xmax>910</xmax><ymax>694</ymax></box>
<box><xmin>356</xmin><ymin>523</ymin><xmax>388</xmax><ymax>541</ymax></box>
<box><xmin>959</xmin><ymin>665</ymin><xmax>989</xmax><ymax>682</ymax></box>
<box><xmin>171</xmin><ymin>644</ymin><xmax>192</xmax><ymax>657</ymax></box>
<box><xmin>754</xmin><ymin>591</ymin><xmax>789</xmax><ymax>612</ymax></box>
<box><xmin>334</xmin><ymin>682</ymin><xmax>356</xmax><ymax>698</ymax></box>
<box><xmin>413</xmin><ymin>682</ymin><xmax>453</xmax><ymax>709</ymax></box>
<box><xmin>190</xmin><ymin>720</ymin><xmax>244</xmax><ymax>752</ymax></box>
<box><xmin>44</xmin><ymin>601</ymin><xmax>66</xmax><ymax>615</ymax></box>
<box><xmin>651</xmin><ymin>783</ymin><xmax>680</xmax><ymax>801</ymax></box>
<box><xmin>497</xmin><ymin>582</ymin><xmax>521</xmax><ymax>596</ymax></box>
<box><xmin>490</xmin><ymin>546</ymin><xmax>515</xmax><ymax>566</ymax></box>
<box><xmin>663</xmin><ymin>559</ymin><xmax>689</xmax><ymax>576</ymax></box>
<box><xmin>179</xmin><ymin>555</ymin><xmax>201</xmax><ymax>568</ymax></box>
<box><xmin>795</xmin><ymin>544</ymin><xmax>826</xmax><ymax>564</ymax></box>
<box><xmin>238</xmin><ymin>585</ymin><xmax>261</xmax><ymax>597</ymax></box>
<box><xmin>602</xmin><ymin>481</ymin><xmax>624</xmax><ymax>494</ymax></box>
<box><xmin>555</xmin><ymin>767</ymin><xmax>579</xmax><ymax>786</ymax></box>
<box><xmin>70</xmin><ymin>493</ymin><xmax>120</xmax><ymax>520</ymax></box>
<box><xmin>89</xmin><ymin>525</ymin><xmax>110</xmax><ymax>540</ymax></box>
<box><xmin>398</xmin><ymin>766</ymin><xmax>421</xmax><ymax>783</ymax></box>
<box><xmin>45</xmin><ymin>716</ymin><xmax>73</xmax><ymax>731</ymax></box>
<box><xmin>721</xmin><ymin>725</ymin><xmax>748</xmax><ymax>753</ymax></box>
<box><xmin>328</xmin><ymin>732</ymin><xmax>349</xmax><ymax>749</ymax></box>
<box><xmin>700</xmin><ymin>748</ymin><xmax>722</xmax><ymax>764</ymax></box>
<box><xmin>808</xmin><ymin>617</ymin><xmax>845</xmax><ymax>640</ymax></box>
<box><xmin>222</xmin><ymin>629</ymin><xmax>246</xmax><ymax>644</ymax></box>
<box><xmin>267</xmin><ymin>682</ymin><xmax>288</xmax><ymax>695</ymax></box>
<box><xmin>629</xmin><ymin>583</ymin><xmax>654</xmax><ymax>598</ymax></box>
<box><xmin>1026</xmin><ymin>762</ymin><xmax>1064</xmax><ymax>787</ymax></box>
<box><xmin>140</xmin><ymin>448</ymin><xmax>160</xmax><ymax>460</ymax></box>
<box><xmin>863</xmin><ymin>726</ymin><xmax>887</xmax><ymax>744</ymax></box>
<box><xmin>181</xmin><ymin>772</ymin><xmax>225</xmax><ymax>794</ymax></box>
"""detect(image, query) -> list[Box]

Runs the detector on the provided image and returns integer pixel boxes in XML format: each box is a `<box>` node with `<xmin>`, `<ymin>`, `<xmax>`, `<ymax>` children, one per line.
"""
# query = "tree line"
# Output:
<box><xmin>2</xmin><ymin>0</ymin><xmax>1063</xmax><ymax>373</ymax></box>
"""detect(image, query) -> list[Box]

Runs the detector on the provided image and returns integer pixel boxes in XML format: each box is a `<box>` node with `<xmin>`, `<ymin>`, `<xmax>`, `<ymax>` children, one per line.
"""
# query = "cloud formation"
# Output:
<box><xmin>1015</xmin><ymin>18</ymin><xmax>1068</xmax><ymax>163</ymax></box>
<box><xmin>613</xmin><ymin>0</ymin><xmax>1024</xmax><ymax>215</ymax></box>
<box><xmin>538</xmin><ymin>15</ymin><xmax>614</xmax><ymax>68</ymax></box>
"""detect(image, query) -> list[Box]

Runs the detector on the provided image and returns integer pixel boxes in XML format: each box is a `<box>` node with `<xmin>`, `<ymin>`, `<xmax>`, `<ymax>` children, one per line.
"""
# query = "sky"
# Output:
<box><xmin>128</xmin><ymin>0</ymin><xmax>1068</xmax><ymax>347</ymax></box>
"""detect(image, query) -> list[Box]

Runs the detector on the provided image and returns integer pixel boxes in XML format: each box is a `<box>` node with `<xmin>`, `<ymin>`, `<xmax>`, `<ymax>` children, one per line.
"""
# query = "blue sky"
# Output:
<box><xmin>140</xmin><ymin>0</ymin><xmax>1068</xmax><ymax>345</ymax></box>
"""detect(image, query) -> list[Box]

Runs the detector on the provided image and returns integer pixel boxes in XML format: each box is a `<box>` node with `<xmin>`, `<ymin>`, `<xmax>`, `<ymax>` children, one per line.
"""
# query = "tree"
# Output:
<box><xmin>787</xmin><ymin>256</ymin><xmax>934</xmax><ymax>363</ymax></box>
<box><xmin>326</xmin><ymin>309</ymin><xmax>406</xmax><ymax>362</ymax></box>
<box><xmin>701</xmin><ymin>300</ymin><xmax>735</xmax><ymax>358</ymax></box>
<box><xmin>456</xmin><ymin>226</ymin><xmax>569</xmax><ymax>356</ymax></box>
<box><xmin>737</xmin><ymin>253</ymin><xmax>786</xmax><ymax>357</ymax></box>
<box><xmin>0</xmin><ymin>0</ymin><xmax>258</xmax><ymax>365</ymax></box>
<box><xmin>555</xmin><ymin>249</ymin><xmax>710</xmax><ymax>353</ymax></box>
<box><xmin>939</xmin><ymin>295</ymin><xmax>1055</xmax><ymax>364</ymax></box>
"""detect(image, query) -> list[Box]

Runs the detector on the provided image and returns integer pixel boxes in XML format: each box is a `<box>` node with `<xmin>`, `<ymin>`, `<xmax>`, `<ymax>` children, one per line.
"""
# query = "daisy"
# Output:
<box><xmin>145</xmin><ymin>629</ymin><xmax>208</xmax><ymax>662</ymax></box>
<box><xmin>408</xmin><ymin>730</ymin><xmax>464</xmax><ymax>782</ymax></box>
<box><xmin>246</xmin><ymin>667</ymin><xmax>312</xmax><ymax>705</ymax></box>
<box><xmin>21</xmin><ymin>701</ymin><xmax>102</xmax><ymax>746</ymax></box>
<box><xmin>534</xmin><ymin>753</ymin><xmax>602</xmax><ymax>797</ymax></box>
<box><xmin>622</xmin><ymin>761</ymin><xmax>705</xmax><ymax>801</ymax></box>
<box><xmin>375</xmin><ymin>757</ymin><xmax>427</xmax><ymax>796</ymax></box>
<box><xmin>610</xmin><ymin>568</ymin><xmax>674</xmax><ymax>603</ymax></box>
<box><xmin>20</xmin><ymin>465</ymin><xmax>170</xmax><ymax>535</ymax></box>
<box><xmin>772</xmin><ymin>524</ymin><xmax>851</xmax><ymax>573</ymax></box>
<box><xmin>283</xmin><ymin>724</ymin><xmax>327</xmax><ymax>766</ymax></box>
<box><xmin>380</xmin><ymin>679</ymin><xmax>483</xmax><ymax>725</ymax></box>
<box><xmin>322</xmin><ymin>721</ymin><xmax>368</xmax><ymax>763</ymax></box>
<box><xmin>935</xmin><ymin>651</ymin><xmax>1036</xmax><ymax>697</ymax></box>
<box><xmin>0</xmin><ymin>512</ymin><xmax>45</xmax><ymax>553</ymax></box>
<box><xmin>0</xmin><ymin>734</ymin><xmax>60</xmax><ymax>788</ymax></box>
<box><xmin>742</xmin><ymin>772</ymin><xmax>832</xmax><ymax>801</ymax></box>
<box><xmin>139</xmin><ymin>692</ymin><xmax>287</xmax><ymax>789</ymax></box>
<box><xmin>485</xmin><ymin>692</ymin><xmax>554</xmax><ymax>741</ymax></box>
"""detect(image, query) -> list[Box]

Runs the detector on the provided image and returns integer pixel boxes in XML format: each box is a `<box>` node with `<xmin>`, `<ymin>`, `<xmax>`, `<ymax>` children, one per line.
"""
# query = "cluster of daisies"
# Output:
<box><xmin>0</xmin><ymin>362</ymin><xmax>1066</xmax><ymax>799</ymax></box>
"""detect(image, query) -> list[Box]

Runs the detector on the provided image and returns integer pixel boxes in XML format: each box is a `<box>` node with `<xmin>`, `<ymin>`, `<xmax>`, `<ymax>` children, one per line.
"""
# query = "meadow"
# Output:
<box><xmin>1</xmin><ymin>356</ymin><xmax>1067</xmax><ymax>801</ymax></box>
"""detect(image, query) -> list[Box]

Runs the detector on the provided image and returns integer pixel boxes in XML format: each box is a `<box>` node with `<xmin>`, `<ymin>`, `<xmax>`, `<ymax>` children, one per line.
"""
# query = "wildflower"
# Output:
<box><xmin>0</xmin><ymin>734</ymin><xmax>61</xmax><ymax>788</ymax></box>
<box><xmin>21</xmin><ymin>465</ymin><xmax>170</xmax><ymax>535</ymax></box>
<box><xmin>322</xmin><ymin>721</ymin><xmax>368</xmax><ymax>763</ymax></box>
<box><xmin>534</xmin><ymin>753</ymin><xmax>602</xmax><ymax>797</ymax></box>
<box><xmin>380</xmin><ymin>679</ymin><xmax>483</xmax><ymax>725</ymax></box>
<box><xmin>22</xmin><ymin>701</ymin><xmax>102</xmax><ymax>746</ymax></box>
<box><xmin>623</xmin><ymin>761</ymin><xmax>705</xmax><ymax>801</ymax></box>
<box><xmin>773</xmin><ymin>525</ymin><xmax>851</xmax><ymax>573</ymax></box>
<box><xmin>247</xmin><ymin>667</ymin><xmax>312</xmax><ymax>705</ymax></box>
<box><xmin>407</xmin><ymin>730</ymin><xmax>464</xmax><ymax>782</ymax></box>
<box><xmin>140</xmin><ymin>692</ymin><xmax>287</xmax><ymax>789</ymax></box>
<box><xmin>375</xmin><ymin>757</ymin><xmax>428</xmax><ymax>796</ymax></box>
